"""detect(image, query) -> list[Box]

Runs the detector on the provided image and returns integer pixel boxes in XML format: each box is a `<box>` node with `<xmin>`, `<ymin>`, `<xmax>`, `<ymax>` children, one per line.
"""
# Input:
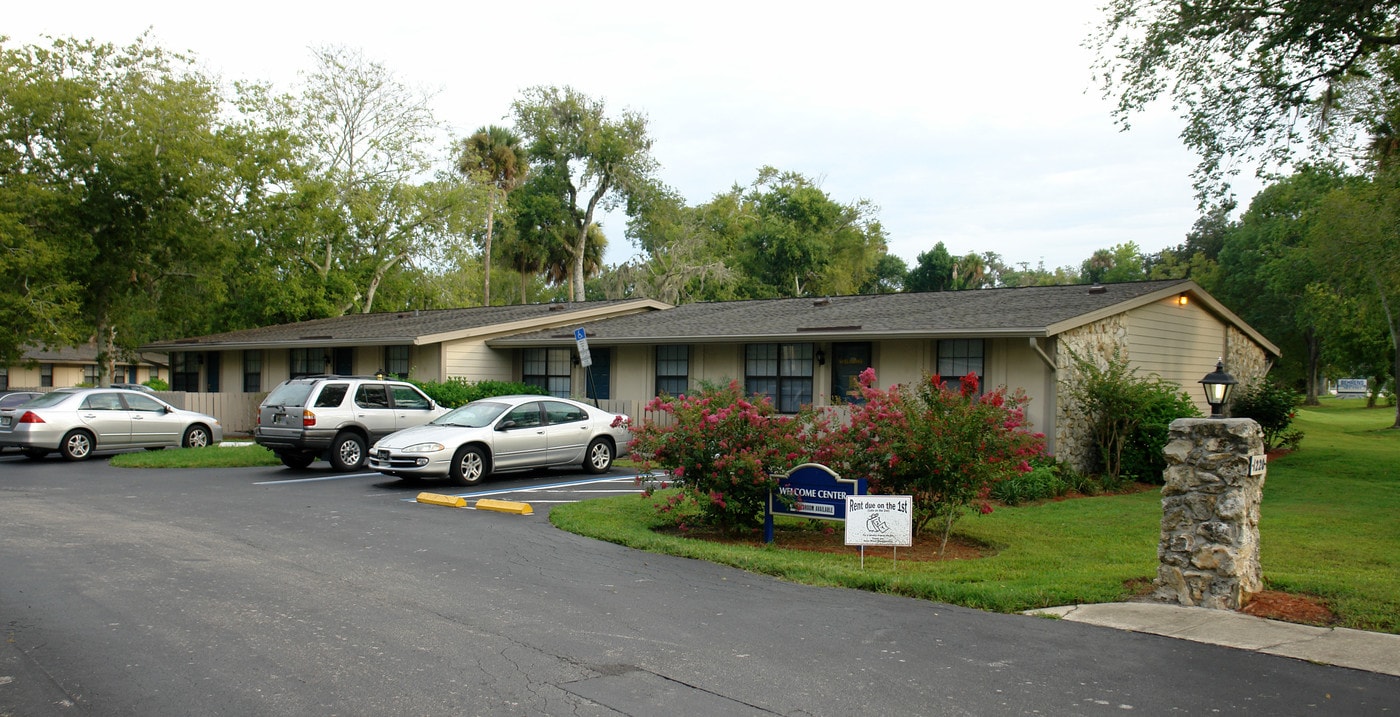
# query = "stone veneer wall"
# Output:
<box><xmin>1152</xmin><ymin>418</ymin><xmax>1266</xmax><ymax>609</ymax></box>
<box><xmin>1225</xmin><ymin>325</ymin><xmax>1270</xmax><ymax>390</ymax></box>
<box><xmin>1053</xmin><ymin>316</ymin><xmax>1128</xmax><ymax>474</ymax></box>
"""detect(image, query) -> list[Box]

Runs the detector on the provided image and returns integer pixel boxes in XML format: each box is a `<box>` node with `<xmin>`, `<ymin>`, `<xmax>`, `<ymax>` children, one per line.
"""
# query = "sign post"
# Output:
<box><xmin>573</xmin><ymin>327</ymin><xmax>596</xmax><ymax>407</ymax></box>
<box><xmin>573</xmin><ymin>327</ymin><xmax>592</xmax><ymax>368</ymax></box>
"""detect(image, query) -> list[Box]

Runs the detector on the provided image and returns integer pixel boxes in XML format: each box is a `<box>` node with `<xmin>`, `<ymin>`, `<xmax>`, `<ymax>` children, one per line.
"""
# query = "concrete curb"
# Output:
<box><xmin>1026</xmin><ymin>603</ymin><xmax>1400</xmax><ymax>677</ymax></box>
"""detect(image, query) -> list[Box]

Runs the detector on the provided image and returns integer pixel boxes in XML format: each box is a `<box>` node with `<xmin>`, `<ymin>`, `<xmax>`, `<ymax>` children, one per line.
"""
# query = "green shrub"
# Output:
<box><xmin>814</xmin><ymin>370</ymin><xmax>1046</xmax><ymax>553</ymax></box>
<box><xmin>144</xmin><ymin>377</ymin><xmax>170</xmax><ymax>391</ymax></box>
<box><xmin>990</xmin><ymin>459</ymin><xmax>1067</xmax><ymax>506</ymax></box>
<box><xmin>1119</xmin><ymin>385</ymin><xmax>1202</xmax><ymax>483</ymax></box>
<box><xmin>630</xmin><ymin>381</ymin><xmax>808</xmax><ymax>534</ymax></box>
<box><xmin>411</xmin><ymin>378</ymin><xmax>547</xmax><ymax>408</ymax></box>
<box><xmin>1230</xmin><ymin>378</ymin><xmax>1304</xmax><ymax>451</ymax></box>
<box><xmin>990</xmin><ymin>457</ymin><xmax>1101</xmax><ymax>505</ymax></box>
<box><xmin>1065</xmin><ymin>348</ymin><xmax>1201</xmax><ymax>484</ymax></box>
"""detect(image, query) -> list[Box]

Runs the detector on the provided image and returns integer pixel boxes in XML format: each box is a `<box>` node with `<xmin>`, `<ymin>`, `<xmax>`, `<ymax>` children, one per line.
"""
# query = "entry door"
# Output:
<box><xmin>830</xmin><ymin>342</ymin><xmax>873</xmax><ymax>403</ymax></box>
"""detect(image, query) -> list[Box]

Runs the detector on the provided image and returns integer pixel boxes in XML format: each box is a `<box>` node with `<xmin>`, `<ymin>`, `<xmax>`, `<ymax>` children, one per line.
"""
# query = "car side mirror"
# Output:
<box><xmin>497</xmin><ymin>420</ymin><xmax>516</xmax><ymax>431</ymax></box>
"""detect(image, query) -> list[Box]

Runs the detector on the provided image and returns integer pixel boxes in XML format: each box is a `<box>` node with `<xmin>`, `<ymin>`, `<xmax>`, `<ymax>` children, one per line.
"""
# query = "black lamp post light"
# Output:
<box><xmin>1199</xmin><ymin>359</ymin><xmax>1237</xmax><ymax>418</ymax></box>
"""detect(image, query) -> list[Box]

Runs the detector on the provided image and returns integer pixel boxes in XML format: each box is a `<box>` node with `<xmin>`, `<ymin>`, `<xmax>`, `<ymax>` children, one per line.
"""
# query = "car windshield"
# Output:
<box><xmin>264</xmin><ymin>381</ymin><xmax>316</xmax><ymax>407</ymax></box>
<box><xmin>433</xmin><ymin>401</ymin><xmax>509</xmax><ymax>428</ymax></box>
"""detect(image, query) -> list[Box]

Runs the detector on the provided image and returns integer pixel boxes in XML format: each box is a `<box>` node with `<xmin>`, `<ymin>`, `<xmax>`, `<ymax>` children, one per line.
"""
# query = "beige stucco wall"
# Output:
<box><xmin>989</xmin><ymin>337</ymin><xmax>1059</xmax><ymax>453</ymax></box>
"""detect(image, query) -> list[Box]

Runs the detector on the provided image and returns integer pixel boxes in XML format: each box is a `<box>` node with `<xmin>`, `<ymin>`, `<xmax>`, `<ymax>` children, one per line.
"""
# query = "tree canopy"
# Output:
<box><xmin>0</xmin><ymin>34</ymin><xmax>229</xmax><ymax>376</ymax></box>
<box><xmin>1090</xmin><ymin>0</ymin><xmax>1400</xmax><ymax>198</ymax></box>
<box><xmin>511</xmin><ymin>86</ymin><xmax>657</xmax><ymax>302</ymax></box>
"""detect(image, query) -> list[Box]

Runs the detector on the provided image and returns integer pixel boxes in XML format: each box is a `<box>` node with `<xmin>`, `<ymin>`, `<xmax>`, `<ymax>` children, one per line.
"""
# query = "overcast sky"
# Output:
<box><xmin>9</xmin><ymin>1</ymin><xmax>1254</xmax><ymax>272</ymax></box>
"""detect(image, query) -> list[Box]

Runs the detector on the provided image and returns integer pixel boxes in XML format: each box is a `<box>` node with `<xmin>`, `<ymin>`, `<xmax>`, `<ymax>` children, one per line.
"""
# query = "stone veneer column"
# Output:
<box><xmin>1152</xmin><ymin>417</ymin><xmax>1266</xmax><ymax>610</ymax></box>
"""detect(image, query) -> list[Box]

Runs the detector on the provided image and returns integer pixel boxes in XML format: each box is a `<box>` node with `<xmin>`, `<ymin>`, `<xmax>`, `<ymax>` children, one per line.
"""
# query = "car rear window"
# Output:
<box><xmin>19</xmin><ymin>392</ymin><xmax>72</xmax><ymax>409</ymax></box>
<box><xmin>265</xmin><ymin>381</ymin><xmax>316</xmax><ymax>407</ymax></box>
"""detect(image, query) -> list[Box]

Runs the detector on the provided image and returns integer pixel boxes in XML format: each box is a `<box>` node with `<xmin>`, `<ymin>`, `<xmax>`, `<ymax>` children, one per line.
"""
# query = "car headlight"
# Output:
<box><xmin>402</xmin><ymin>442</ymin><xmax>445</xmax><ymax>453</ymax></box>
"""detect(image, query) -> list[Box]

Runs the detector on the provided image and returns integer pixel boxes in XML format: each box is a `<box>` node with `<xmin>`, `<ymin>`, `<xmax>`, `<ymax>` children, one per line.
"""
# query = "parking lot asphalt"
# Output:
<box><xmin>2</xmin><ymin>454</ymin><xmax>1397</xmax><ymax>715</ymax></box>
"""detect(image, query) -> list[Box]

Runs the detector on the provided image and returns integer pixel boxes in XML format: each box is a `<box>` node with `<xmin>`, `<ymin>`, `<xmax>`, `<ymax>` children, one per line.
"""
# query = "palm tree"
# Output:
<box><xmin>458</xmin><ymin>125</ymin><xmax>528</xmax><ymax>306</ymax></box>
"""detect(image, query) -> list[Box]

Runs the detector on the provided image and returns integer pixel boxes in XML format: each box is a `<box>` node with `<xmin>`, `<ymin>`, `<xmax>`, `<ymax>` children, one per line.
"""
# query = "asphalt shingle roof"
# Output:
<box><xmin>141</xmin><ymin>300</ymin><xmax>662</xmax><ymax>350</ymax></box>
<box><xmin>490</xmin><ymin>280</ymin><xmax>1202</xmax><ymax>346</ymax></box>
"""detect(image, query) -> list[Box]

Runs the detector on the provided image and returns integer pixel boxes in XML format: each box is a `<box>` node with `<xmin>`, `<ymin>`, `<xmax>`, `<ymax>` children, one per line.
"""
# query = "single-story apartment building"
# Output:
<box><xmin>139</xmin><ymin>299</ymin><xmax>669</xmax><ymax>432</ymax></box>
<box><xmin>140</xmin><ymin>279</ymin><xmax>1279</xmax><ymax>469</ymax></box>
<box><xmin>488</xmin><ymin>279</ymin><xmax>1278</xmax><ymax>469</ymax></box>
<box><xmin>2</xmin><ymin>343</ymin><xmax>166</xmax><ymax>391</ymax></box>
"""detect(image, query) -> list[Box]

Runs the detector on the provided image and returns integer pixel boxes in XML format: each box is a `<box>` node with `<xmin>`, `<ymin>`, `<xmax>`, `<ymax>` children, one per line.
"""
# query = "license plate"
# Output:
<box><xmin>272</xmin><ymin>414</ymin><xmax>285</xmax><ymax>424</ymax></box>
<box><xmin>1</xmin><ymin>416</ymin><xmax>9</xmax><ymax>428</ymax></box>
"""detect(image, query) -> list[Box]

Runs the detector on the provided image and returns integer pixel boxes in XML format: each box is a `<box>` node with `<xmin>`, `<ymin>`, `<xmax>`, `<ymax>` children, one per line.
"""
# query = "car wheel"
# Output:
<box><xmin>449</xmin><ymin>445</ymin><xmax>488</xmax><ymax>487</ymax></box>
<box><xmin>182</xmin><ymin>424</ymin><xmax>212</xmax><ymax>448</ymax></box>
<box><xmin>329</xmin><ymin>432</ymin><xmax>366</xmax><ymax>471</ymax></box>
<box><xmin>21</xmin><ymin>448</ymin><xmax>48</xmax><ymax>460</ymax></box>
<box><xmin>583</xmin><ymin>437</ymin><xmax>613</xmax><ymax>474</ymax></box>
<box><xmin>59</xmin><ymin>429</ymin><xmax>94</xmax><ymax>461</ymax></box>
<box><xmin>278</xmin><ymin>451</ymin><xmax>316</xmax><ymax>469</ymax></box>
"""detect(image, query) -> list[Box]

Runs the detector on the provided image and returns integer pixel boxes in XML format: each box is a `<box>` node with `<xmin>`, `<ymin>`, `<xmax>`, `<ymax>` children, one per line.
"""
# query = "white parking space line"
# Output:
<box><xmin>400</xmin><ymin>474</ymin><xmax>652</xmax><ymax>503</ymax></box>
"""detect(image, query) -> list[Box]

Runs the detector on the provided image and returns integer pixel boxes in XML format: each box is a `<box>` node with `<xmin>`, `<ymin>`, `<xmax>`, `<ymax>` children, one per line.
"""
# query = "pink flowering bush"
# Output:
<box><xmin>814</xmin><ymin>369</ymin><xmax>1046</xmax><ymax>554</ymax></box>
<box><xmin>630</xmin><ymin>381</ymin><xmax>809</xmax><ymax>533</ymax></box>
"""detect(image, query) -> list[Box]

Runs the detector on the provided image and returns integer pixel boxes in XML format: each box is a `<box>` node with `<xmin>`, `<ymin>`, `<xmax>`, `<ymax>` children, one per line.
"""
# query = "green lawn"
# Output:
<box><xmin>551</xmin><ymin>399</ymin><xmax>1400</xmax><ymax>633</ymax></box>
<box><xmin>110</xmin><ymin>443</ymin><xmax>282</xmax><ymax>468</ymax></box>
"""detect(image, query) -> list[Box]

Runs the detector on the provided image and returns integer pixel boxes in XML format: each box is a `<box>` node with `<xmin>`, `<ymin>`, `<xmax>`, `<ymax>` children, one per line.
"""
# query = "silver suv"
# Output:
<box><xmin>254</xmin><ymin>376</ymin><xmax>448</xmax><ymax>471</ymax></box>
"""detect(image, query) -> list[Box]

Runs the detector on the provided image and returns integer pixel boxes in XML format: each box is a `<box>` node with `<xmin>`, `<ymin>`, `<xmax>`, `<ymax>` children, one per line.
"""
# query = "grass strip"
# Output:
<box><xmin>552</xmin><ymin>399</ymin><xmax>1400</xmax><ymax>633</ymax></box>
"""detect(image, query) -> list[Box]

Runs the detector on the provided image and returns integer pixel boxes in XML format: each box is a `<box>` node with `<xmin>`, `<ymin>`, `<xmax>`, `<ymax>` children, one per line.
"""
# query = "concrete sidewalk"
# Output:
<box><xmin>1027</xmin><ymin>602</ymin><xmax>1400</xmax><ymax>677</ymax></box>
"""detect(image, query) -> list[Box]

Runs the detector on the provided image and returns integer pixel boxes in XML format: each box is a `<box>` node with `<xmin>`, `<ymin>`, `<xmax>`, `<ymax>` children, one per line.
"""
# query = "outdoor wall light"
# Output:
<box><xmin>1177</xmin><ymin>293</ymin><xmax>1189</xmax><ymax>306</ymax></box>
<box><xmin>815</xmin><ymin>348</ymin><xmax>826</xmax><ymax>366</ymax></box>
<box><xmin>375</xmin><ymin>368</ymin><xmax>387</xmax><ymax>380</ymax></box>
<box><xmin>1199</xmin><ymin>359</ymin><xmax>1237</xmax><ymax>418</ymax></box>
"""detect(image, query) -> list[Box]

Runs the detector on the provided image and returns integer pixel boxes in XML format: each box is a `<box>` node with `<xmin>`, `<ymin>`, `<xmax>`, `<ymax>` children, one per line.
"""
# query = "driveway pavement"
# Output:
<box><xmin>1</xmin><ymin>456</ymin><xmax>1396</xmax><ymax>715</ymax></box>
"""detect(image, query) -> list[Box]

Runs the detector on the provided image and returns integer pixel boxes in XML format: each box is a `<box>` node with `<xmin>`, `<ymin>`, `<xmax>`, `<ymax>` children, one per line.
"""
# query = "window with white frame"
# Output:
<box><xmin>522</xmin><ymin>348</ymin><xmax>571</xmax><ymax>398</ymax></box>
<box><xmin>655</xmin><ymin>345</ymin><xmax>689</xmax><ymax>396</ymax></box>
<box><xmin>745</xmin><ymin>343</ymin><xmax>814</xmax><ymax>413</ymax></box>
<box><xmin>937</xmin><ymin>339</ymin><xmax>984</xmax><ymax>394</ymax></box>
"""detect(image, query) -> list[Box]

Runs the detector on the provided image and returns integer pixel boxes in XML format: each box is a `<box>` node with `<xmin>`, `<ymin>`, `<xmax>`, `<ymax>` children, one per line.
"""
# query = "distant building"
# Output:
<box><xmin>2</xmin><ymin>343</ymin><xmax>166</xmax><ymax>391</ymax></box>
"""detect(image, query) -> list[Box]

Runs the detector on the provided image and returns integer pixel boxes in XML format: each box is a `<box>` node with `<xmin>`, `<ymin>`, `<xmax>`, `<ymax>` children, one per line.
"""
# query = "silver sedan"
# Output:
<box><xmin>0</xmin><ymin>388</ymin><xmax>223</xmax><ymax>460</ymax></box>
<box><xmin>367</xmin><ymin>395</ymin><xmax>630</xmax><ymax>486</ymax></box>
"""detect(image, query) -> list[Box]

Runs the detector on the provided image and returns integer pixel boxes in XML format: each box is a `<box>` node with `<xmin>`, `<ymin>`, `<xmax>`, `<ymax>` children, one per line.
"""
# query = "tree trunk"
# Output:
<box><xmin>1304</xmin><ymin>328</ymin><xmax>1322</xmax><ymax>406</ymax></box>
<box><xmin>1391</xmin><ymin>320</ymin><xmax>1400</xmax><ymax>429</ymax></box>
<box><xmin>482</xmin><ymin>199</ymin><xmax>495</xmax><ymax>307</ymax></box>
<box><xmin>572</xmin><ymin>224</ymin><xmax>587</xmax><ymax>302</ymax></box>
